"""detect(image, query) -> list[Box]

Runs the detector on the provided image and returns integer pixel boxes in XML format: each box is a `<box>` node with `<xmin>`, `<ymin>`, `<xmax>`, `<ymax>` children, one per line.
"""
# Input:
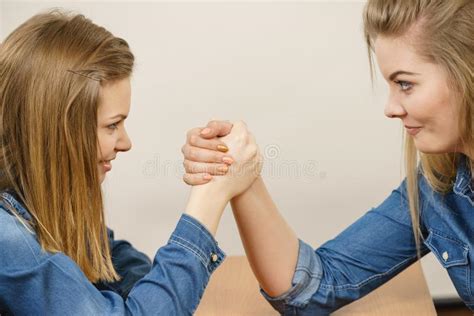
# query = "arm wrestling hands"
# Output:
<box><xmin>182</xmin><ymin>120</ymin><xmax>298</xmax><ymax>297</ymax></box>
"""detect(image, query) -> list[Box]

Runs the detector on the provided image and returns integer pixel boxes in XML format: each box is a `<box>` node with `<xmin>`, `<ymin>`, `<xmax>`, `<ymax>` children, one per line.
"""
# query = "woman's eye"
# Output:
<box><xmin>395</xmin><ymin>80</ymin><xmax>413</xmax><ymax>92</ymax></box>
<box><xmin>108</xmin><ymin>122</ymin><xmax>119</xmax><ymax>130</ymax></box>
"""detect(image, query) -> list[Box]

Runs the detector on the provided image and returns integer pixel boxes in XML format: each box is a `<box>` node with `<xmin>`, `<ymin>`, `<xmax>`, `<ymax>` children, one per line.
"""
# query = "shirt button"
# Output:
<box><xmin>211</xmin><ymin>253</ymin><xmax>218</xmax><ymax>263</ymax></box>
<box><xmin>442</xmin><ymin>251</ymin><xmax>449</xmax><ymax>261</ymax></box>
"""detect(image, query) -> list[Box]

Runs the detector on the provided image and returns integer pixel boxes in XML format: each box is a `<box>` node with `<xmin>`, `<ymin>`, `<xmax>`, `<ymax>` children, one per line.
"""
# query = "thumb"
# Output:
<box><xmin>200</xmin><ymin>120</ymin><xmax>233</xmax><ymax>138</ymax></box>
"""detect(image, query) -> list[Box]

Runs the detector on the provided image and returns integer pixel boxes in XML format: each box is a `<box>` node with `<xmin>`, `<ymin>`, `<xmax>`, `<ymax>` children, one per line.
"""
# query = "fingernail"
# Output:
<box><xmin>222</xmin><ymin>157</ymin><xmax>234</xmax><ymax>164</ymax></box>
<box><xmin>203</xmin><ymin>174</ymin><xmax>212</xmax><ymax>180</ymax></box>
<box><xmin>201</xmin><ymin>128</ymin><xmax>211</xmax><ymax>135</ymax></box>
<box><xmin>218</xmin><ymin>166</ymin><xmax>228</xmax><ymax>173</ymax></box>
<box><xmin>217</xmin><ymin>145</ymin><xmax>228</xmax><ymax>153</ymax></box>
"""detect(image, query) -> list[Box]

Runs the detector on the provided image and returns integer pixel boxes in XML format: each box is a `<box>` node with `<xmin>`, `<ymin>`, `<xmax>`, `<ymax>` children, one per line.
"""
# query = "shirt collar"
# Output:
<box><xmin>453</xmin><ymin>154</ymin><xmax>474</xmax><ymax>203</ymax></box>
<box><xmin>0</xmin><ymin>190</ymin><xmax>32</xmax><ymax>221</ymax></box>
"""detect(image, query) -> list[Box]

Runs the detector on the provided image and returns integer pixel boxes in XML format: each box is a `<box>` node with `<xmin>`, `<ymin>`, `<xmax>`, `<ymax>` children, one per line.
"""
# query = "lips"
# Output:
<box><xmin>99</xmin><ymin>158</ymin><xmax>114</xmax><ymax>172</ymax></box>
<box><xmin>102</xmin><ymin>160</ymin><xmax>112</xmax><ymax>172</ymax></box>
<box><xmin>405</xmin><ymin>126</ymin><xmax>422</xmax><ymax>136</ymax></box>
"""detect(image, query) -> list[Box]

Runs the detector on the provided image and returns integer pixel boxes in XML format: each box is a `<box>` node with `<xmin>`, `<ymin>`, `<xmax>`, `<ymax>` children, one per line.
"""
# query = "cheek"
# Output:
<box><xmin>406</xmin><ymin>87</ymin><xmax>452</xmax><ymax>126</ymax></box>
<box><xmin>430</xmin><ymin>92</ymin><xmax>459</xmax><ymax>133</ymax></box>
<box><xmin>413</xmin><ymin>91</ymin><xmax>461</xmax><ymax>151</ymax></box>
<box><xmin>97</xmin><ymin>131</ymin><xmax>116</xmax><ymax>158</ymax></box>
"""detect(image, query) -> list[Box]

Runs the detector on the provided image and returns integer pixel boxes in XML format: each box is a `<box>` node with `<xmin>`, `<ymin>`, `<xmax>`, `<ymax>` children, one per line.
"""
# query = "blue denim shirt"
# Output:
<box><xmin>0</xmin><ymin>192</ymin><xmax>225</xmax><ymax>315</ymax></box>
<box><xmin>262</xmin><ymin>154</ymin><xmax>474</xmax><ymax>315</ymax></box>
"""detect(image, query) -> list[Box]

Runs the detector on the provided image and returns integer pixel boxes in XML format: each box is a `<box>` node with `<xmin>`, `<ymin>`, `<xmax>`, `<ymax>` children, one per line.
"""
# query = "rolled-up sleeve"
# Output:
<box><xmin>260</xmin><ymin>179</ymin><xmax>429</xmax><ymax>315</ymax></box>
<box><xmin>260</xmin><ymin>240</ymin><xmax>323</xmax><ymax>314</ymax></box>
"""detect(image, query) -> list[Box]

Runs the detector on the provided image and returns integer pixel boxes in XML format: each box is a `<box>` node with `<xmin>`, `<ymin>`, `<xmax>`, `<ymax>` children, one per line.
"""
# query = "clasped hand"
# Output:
<box><xmin>182</xmin><ymin>120</ymin><xmax>262</xmax><ymax>201</ymax></box>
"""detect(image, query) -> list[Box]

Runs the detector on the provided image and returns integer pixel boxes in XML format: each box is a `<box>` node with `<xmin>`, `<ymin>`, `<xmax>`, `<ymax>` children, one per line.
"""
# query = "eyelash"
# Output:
<box><xmin>394</xmin><ymin>80</ymin><xmax>413</xmax><ymax>92</ymax></box>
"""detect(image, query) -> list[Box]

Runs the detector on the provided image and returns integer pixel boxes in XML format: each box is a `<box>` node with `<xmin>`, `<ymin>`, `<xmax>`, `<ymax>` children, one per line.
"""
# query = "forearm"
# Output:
<box><xmin>185</xmin><ymin>184</ymin><xmax>229</xmax><ymax>236</ymax></box>
<box><xmin>230</xmin><ymin>176</ymin><xmax>299</xmax><ymax>297</ymax></box>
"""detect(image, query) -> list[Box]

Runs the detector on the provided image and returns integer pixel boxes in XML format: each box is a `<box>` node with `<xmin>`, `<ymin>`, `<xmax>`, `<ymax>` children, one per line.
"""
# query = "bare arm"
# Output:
<box><xmin>183</xmin><ymin>121</ymin><xmax>261</xmax><ymax>236</ymax></box>
<box><xmin>231</xmin><ymin>176</ymin><xmax>299</xmax><ymax>297</ymax></box>
<box><xmin>181</xmin><ymin>121</ymin><xmax>427</xmax><ymax>314</ymax></box>
<box><xmin>185</xmin><ymin>183</ymin><xmax>228</xmax><ymax>236</ymax></box>
<box><xmin>181</xmin><ymin>120</ymin><xmax>299</xmax><ymax>296</ymax></box>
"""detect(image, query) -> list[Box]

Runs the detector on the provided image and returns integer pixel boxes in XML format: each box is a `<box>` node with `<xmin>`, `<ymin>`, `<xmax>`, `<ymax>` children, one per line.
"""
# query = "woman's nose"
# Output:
<box><xmin>384</xmin><ymin>95</ymin><xmax>407</xmax><ymax>119</ymax></box>
<box><xmin>116</xmin><ymin>129</ymin><xmax>132</xmax><ymax>152</ymax></box>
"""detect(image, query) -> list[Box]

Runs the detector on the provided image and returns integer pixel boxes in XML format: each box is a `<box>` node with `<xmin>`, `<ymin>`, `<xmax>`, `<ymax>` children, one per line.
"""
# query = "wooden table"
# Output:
<box><xmin>195</xmin><ymin>256</ymin><xmax>436</xmax><ymax>315</ymax></box>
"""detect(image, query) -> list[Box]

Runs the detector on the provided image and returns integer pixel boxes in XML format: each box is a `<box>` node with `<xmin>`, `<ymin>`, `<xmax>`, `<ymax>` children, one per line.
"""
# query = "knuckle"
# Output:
<box><xmin>189</xmin><ymin>134</ymin><xmax>198</xmax><ymax>145</ymax></box>
<box><xmin>247</xmin><ymin>146</ymin><xmax>258</xmax><ymax>157</ymax></box>
<box><xmin>244</xmin><ymin>133</ymin><xmax>251</xmax><ymax>142</ymax></box>
<box><xmin>183</xmin><ymin>174</ymin><xmax>190</xmax><ymax>184</ymax></box>
<box><xmin>245</xmin><ymin>135</ymin><xmax>251</xmax><ymax>143</ymax></box>
<box><xmin>189</xmin><ymin>162</ymin><xmax>201</xmax><ymax>173</ymax></box>
<box><xmin>182</xmin><ymin>144</ymin><xmax>191</xmax><ymax>156</ymax></box>
<box><xmin>186</xmin><ymin>129</ymin><xmax>193</xmax><ymax>139</ymax></box>
<box><xmin>183</xmin><ymin>160</ymin><xmax>190</xmax><ymax>170</ymax></box>
<box><xmin>248</xmin><ymin>134</ymin><xmax>256</xmax><ymax>145</ymax></box>
<box><xmin>188</xmin><ymin>149</ymin><xmax>196</xmax><ymax>160</ymax></box>
<box><xmin>187</xmin><ymin>127</ymin><xmax>199</xmax><ymax>139</ymax></box>
<box><xmin>208</xmin><ymin>120</ymin><xmax>218</xmax><ymax>127</ymax></box>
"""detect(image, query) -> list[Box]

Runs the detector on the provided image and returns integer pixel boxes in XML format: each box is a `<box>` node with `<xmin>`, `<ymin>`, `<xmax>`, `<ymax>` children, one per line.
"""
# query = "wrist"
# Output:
<box><xmin>184</xmin><ymin>183</ymin><xmax>230</xmax><ymax>236</ymax></box>
<box><xmin>190</xmin><ymin>183</ymin><xmax>231</xmax><ymax>206</ymax></box>
<box><xmin>232</xmin><ymin>176</ymin><xmax>263</xmax><ymax>201</ymax></box>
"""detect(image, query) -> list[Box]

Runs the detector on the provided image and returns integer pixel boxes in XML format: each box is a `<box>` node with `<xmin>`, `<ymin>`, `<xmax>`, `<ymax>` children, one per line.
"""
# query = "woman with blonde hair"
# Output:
<box><xmin>182</xmin><ymin>0</ymin><xmax>474</xmax><ymax>314</ymax></box>
<box><xmin>0</xmin><ymin>10</ymin><xmax>261</xmax><ymax>314</ymax></box>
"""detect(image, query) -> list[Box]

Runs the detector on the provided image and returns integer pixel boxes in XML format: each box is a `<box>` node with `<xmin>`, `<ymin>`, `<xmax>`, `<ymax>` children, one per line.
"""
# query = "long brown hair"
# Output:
<box><xmin>0</xmin><ymin>9</ymin><xmax>134</xmax><ymax>282</ymax></box>
<box><xmin>363</xmin><ymin>0</ymin><xmax>474</xmax><ymax>254</ymax></box>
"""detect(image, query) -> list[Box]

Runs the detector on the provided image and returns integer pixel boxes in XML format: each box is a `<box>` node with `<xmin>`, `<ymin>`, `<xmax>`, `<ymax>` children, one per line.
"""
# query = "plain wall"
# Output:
<box><xmin>1</xmin><ymin>0</ymin><xmax>457</xmax><ymax>299</ymax></box>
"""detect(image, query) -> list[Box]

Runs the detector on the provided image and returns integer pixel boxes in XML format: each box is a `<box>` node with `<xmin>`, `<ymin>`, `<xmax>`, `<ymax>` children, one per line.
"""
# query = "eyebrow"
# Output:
<box><xmin>389</xmin><ymin>70</ymin><xmax>420</xmax><ymax>81</ymax></box>
<box><xmin>109</xmin><ymin>114</ymin><xmax>127</xmax><ymax>120</ymax></box>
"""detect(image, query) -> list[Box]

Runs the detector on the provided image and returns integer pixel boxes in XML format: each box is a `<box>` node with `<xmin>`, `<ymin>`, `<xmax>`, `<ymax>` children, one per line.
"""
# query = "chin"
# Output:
<box><xmin>99</xmin><ymin>173</ymin><xmax>105</xmax><ymax>183</ymax></box>
<box><xmin>414</xmin><ymin>140</ymin><xmax>456</xmax><ymax>155</ymax></box>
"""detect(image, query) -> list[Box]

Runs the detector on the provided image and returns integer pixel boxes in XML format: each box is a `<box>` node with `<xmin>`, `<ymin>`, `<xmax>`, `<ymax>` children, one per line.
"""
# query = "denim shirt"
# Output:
<box><xmin>262</xmin><ymin>154</ymin><xmax>474</xmax><ymax>315</ymax></box>
<box><xmin>0</xmin><ymin>192</ymin><xmax>225</xmax><ymax>315</ymax></box>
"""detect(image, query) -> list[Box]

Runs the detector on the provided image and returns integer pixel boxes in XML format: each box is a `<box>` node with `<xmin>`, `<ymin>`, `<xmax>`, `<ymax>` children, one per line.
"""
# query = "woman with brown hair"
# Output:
<box><xmin>182</xmin><ymin>0</ymin><xmax>474</xmax><ymax>314</ymax></box>
<box><xmin>0</xmin><ymin>10</ymin><xmax>261</xmax><ymax>314</ymax></box>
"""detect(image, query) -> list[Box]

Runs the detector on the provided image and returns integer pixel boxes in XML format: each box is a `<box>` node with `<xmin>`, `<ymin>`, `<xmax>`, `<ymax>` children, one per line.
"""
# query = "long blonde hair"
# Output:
<box><xmin>363</xmin><ymin>0</ymin><xmax>474</xmax><ymax>254</ymax></box>
<box><xmin>0</xmin><ymin>10</ymin><xmax>134</xmax><ymax>282</ymax></box>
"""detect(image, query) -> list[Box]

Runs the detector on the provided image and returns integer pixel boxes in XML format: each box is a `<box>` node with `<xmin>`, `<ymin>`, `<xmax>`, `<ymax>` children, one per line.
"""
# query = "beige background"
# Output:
<box><xmin>0</xmin><ymin>0</ymin><xmax>457</xmax><ymax>299</ymax></box>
